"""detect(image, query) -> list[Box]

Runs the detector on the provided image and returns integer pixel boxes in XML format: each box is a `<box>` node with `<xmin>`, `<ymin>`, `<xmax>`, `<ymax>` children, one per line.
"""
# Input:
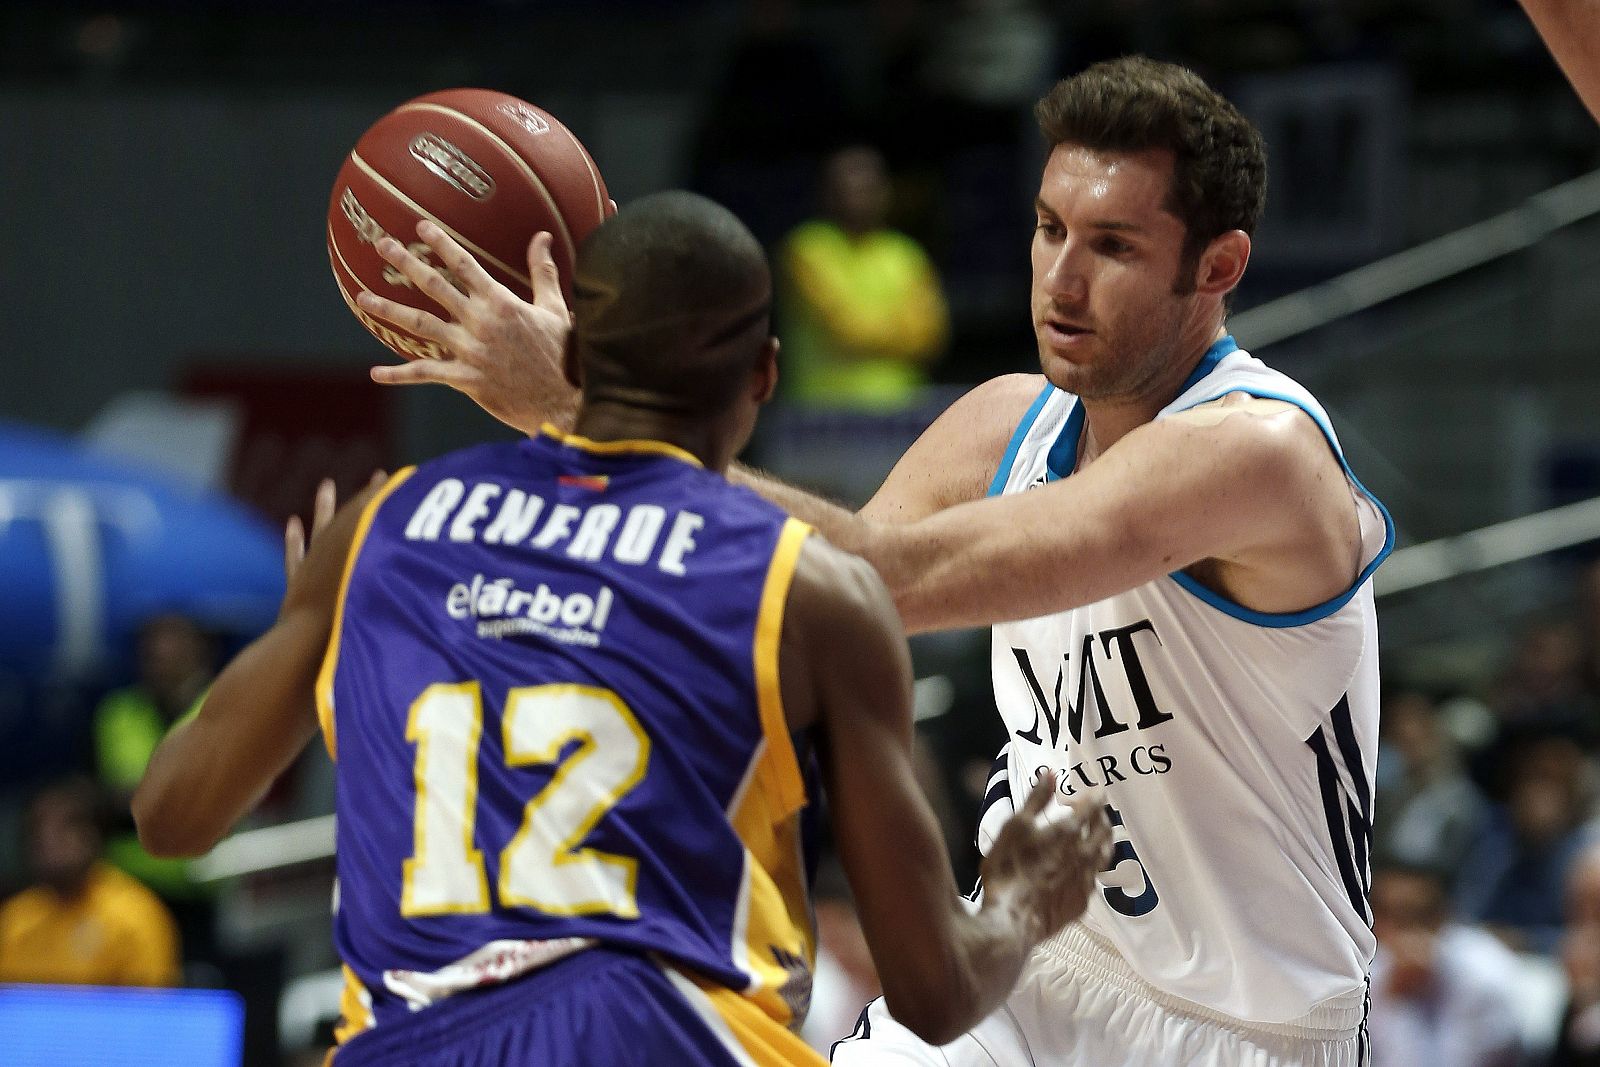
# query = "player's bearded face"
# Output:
<box><xmin>1029</xmin><ymin>145</ymin><xmax>1198</xmax><ymax>400</ymax></box>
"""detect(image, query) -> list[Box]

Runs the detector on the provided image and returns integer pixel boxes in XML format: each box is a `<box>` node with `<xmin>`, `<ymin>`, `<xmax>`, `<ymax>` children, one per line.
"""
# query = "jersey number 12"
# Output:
<box><xmin>399</xmin><ymin>681</ymin><xmax>650</xmax><ymax>920</ymax></box>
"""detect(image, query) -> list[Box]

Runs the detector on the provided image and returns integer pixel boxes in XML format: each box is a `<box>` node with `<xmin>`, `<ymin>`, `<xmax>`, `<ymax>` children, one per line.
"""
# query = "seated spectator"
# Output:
<box><xmin>96</xmin><ymin>614</ymin><xmax>215</xmax><ymax>808</ymax></box>
<box><xmin>1374</xmin><ymin>689</ymin><xmax>1489</xmax><ymax>878</ymax></box>
<box><xmin>779</xmin><ymin>144</ymin><xmax>949</xmax><ymax>411</ymax></box>
<box><xmin>1489</xmin><ymin>619</ymin><xmax>1593</xmax><ymax>739</ymax></box>
<box><xmin>1368</xmin><ymin>863</ymin><xmax>1523</xmax><ymax>1067</ymax></box>
<box><xmin>1553</xmin><ymin>842</ymin><xmax>1600</xmax><ymax>1064</ymax></box>
<box><xmin>1457</xmin><ymin>736</ymin><xmax>1596</xmax><ymax>953</ymax></box>
<box><xmin>0</xmin><ymin>777</ymin><xmax>179</xmax><ymax>987</ymax></box>
<box><xmin>93</xmin><ymin>612</ymin><xmax>218</xmax><ymax>952</ymax></box>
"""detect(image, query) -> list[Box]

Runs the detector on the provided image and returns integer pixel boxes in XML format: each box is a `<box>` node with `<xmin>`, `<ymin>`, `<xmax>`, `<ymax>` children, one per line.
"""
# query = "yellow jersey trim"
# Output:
<box><xmin>333</xmin><ymin>963</ymin><xmax>375</xmax><ymax>1046</ymax></box>
<box><xmin>664</xmin><ymin>963</ymin><xmax>828</xmax><ymax>1066</ymax></box>
<box><xmin>315</xmin><ymin>467</ymin><xmax>417</xmax><ymax>760</ymax></box>
<box><xmin>539</xmin><ymin>422</ymin><xmax>704</xmax><ymax>468</ymax></box>
<box><xmin>753</xmin><ymin>518</ymin><xmax>811</xmax><ymax>816</ymax></box>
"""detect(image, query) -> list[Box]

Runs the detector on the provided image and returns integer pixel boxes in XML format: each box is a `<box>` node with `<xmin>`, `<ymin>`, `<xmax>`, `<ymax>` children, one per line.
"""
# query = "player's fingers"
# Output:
<box><xmin>368</xmin><ymin>469</ymin><xmax>389</xmax><ymax>490</ymax></box>
<box><xmin>1080</xmin><ymin>804</ymin><xmax>1114</xmax><ymax>866</ymax></box>
<box><xmin>373</xmin><ymin>236</ymin><xmax>470</xmax><ymax>319</ymax></box>
<box><xmin>417</xmin><ymin>219</ymin><xmax>501</xmax><ymax>298</ymax></box>
<box><xmin>370</xmin><ymin>359</ymin><xmax>482</xmax><ymax>389</ymax></box>
<box><xmin>1020</xmin><ymin>772</ymin><xmax>1056</xmax><ymax>819</ymax></box>
<box><xmin>312</xmin><ymin>478</ymin><xmax>337</xmax><ymax>537</ymax></box>
<box><xmin>526</xmin><ymin>231</ymin><xmax>568</xmax><ymax>314</ymax></box>
<box><xmin>355</xmin><ymin>290</ymin><xmax>460</xmax><ymax>353</ymax></box>
<box><xmin>284</xmin><ymin>515</ymin><xmax>305</xmax><ymax>578</ymax></box>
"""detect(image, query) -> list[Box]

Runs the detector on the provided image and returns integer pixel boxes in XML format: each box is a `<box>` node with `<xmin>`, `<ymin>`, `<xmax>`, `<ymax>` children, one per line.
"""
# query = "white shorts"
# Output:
<box><xmin>829</xmin><ymin>924</ymin><xmax>1367</xmax><ymax>1067</ymax></box>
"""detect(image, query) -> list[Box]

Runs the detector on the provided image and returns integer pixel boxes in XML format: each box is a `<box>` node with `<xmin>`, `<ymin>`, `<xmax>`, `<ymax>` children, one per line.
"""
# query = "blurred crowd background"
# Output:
<box><xmin>5</xmin><ymin>0</ymin><xmax>1600</xmax><ymax>1064</ymax></box>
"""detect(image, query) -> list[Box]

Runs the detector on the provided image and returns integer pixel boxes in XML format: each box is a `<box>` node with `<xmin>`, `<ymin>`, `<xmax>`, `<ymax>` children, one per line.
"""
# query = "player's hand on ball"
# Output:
<box><xmin>359</xmin><ymin>221</ymin><xmax>576</xmax><ymax>435</ymax></box>
<box><xmin>980</xmin><ymin>773</ymin><xmax>1113</xmax><ymax>942</ymax></box>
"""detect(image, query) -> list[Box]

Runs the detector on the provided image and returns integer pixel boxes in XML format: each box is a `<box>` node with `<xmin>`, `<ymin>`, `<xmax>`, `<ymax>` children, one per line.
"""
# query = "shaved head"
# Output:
<box><xmin>571</xmin><ymin>191</ymin><xmax>772</xmax><ymax>415</ymax></box>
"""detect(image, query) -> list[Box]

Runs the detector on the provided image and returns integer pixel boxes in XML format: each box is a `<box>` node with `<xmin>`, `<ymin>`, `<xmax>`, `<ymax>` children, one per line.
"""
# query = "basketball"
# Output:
<box><xmin>327</xmin><ymin>89</ymin><xmax>612</xmax><ymax>361</ymax></box>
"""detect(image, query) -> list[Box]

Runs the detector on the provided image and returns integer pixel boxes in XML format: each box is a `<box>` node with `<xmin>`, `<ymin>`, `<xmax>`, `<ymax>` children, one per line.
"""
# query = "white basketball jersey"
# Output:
<box><xmin>982</xmin><ymin>337</ymin><xmax>1393</xmax><ymax>1032</ymax></box>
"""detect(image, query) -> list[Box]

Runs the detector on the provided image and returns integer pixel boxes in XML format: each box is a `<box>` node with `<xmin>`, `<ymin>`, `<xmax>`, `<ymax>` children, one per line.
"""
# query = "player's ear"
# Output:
<box><xmin>562</xmin><ymin>330</ymin><xmax>583</xmax><ymax>390</ymax></box>
<box><xmin>753</xmin><ymin>337</ymin><xmax>779</xmax><ymax>405</ymax></box>
<box><xmin>1193</xmin><ymin>230</ymin><xmax>1250</xmax><ymax>298</ymax></box>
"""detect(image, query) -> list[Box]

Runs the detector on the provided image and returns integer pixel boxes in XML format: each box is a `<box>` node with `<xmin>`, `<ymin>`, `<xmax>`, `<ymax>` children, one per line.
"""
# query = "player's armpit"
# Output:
<box><xmin>132</xmin><ymin>483</ymin><xmax>382</xmax><ymax>858</ymax></box>
<box><xmin>864</xmin><ymin>397</ymin><xmax>1361</xmax><ymax>633</ymax></box>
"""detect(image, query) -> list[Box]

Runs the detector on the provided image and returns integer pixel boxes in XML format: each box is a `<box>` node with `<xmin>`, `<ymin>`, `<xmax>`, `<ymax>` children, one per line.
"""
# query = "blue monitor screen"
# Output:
<box><xmin>0</xmin><ymin>985</ymin><xmax>244</xmax><ymax>1067</ymax></box>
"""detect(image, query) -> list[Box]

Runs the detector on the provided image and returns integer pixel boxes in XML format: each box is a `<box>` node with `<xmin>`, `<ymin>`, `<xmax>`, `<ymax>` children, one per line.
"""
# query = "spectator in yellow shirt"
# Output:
<box><xmin>94</xmin><ymin>614</ymin><xmax>215</xmax><ymax>909</ymax></box>
<box><xmin>0</xmin><ymin>777</ymin><xmax>179</xmax><ymax>987</ymax></box>
<box><xmin>779</xmin><ymin>145</ymin><xmax>949</xmax><ymax>410</ymax></box>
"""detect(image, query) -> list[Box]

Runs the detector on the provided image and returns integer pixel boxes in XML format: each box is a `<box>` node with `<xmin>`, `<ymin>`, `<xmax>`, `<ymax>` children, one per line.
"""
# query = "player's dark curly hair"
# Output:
<box><xmin>1035</xmin><ymin>56</ymin><xmax>1268</xmax><ymax>286</ymax></box>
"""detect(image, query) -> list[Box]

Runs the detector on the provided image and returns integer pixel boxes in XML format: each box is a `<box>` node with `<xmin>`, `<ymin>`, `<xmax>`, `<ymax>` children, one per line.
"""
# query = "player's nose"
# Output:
<box><xmin>1040</xmin><ymin>241</ymin><xmax>1089</xmax><ymax>303</ymax></box>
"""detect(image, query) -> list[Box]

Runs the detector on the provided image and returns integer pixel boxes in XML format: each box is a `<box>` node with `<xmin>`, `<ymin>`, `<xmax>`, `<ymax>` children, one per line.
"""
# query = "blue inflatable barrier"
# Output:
<box><xmin>0</xmin><ymin>421</ymin><xmax>284</xmax><ymax>681</ymax></box>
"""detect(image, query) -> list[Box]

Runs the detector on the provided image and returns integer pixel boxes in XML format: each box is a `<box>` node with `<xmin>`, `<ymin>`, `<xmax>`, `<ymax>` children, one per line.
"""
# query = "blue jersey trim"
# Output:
<box><xmin>1041</xmin><ymin>336</ymin><xmax>1238</xmax><ymax>484</ymax></box>
<box><xmin>1045</xmin><ymin>401</ymin><xmax>1086</xmax><ymax>482</ymax></box>
<box><xmin>1177</xmin><ymin>334</ymin><xmax>1237</xmax><ymax>395</ymax></box>
<box><xmin>987</xmin><ymin>383</ymin><xmax>1055</xmax><ymax>496</ymax></box>
<box><xmin>1166</xmin><ymin>388</ymin><xmax>1396</xmax><ymax>629</ymax></box>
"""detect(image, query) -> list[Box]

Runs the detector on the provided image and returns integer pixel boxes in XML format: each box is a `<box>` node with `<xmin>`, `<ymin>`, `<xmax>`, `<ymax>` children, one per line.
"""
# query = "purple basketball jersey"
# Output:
<box><xmin>316</xmin><ymin>429</ymin><xmax>817</xmax><ymax>1044</ymax></box>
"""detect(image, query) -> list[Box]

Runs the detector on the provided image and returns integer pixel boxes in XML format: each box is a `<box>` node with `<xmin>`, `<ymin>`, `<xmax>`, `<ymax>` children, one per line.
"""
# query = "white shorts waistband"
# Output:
<box><xmin>1037</xmin><ymin>923</ymin><xmax>1365</xmax><ymax>1042</ymax></box>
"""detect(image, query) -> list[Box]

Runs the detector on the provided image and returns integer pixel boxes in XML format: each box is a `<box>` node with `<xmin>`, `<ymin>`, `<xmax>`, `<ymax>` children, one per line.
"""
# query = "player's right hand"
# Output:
<box><xmin>979</xmin><ymin>774</ymin><xmax>1113</xmax><ymax>943</ymax></box>
<box><xmin>357</xmin><ymin>221</ymin><xmax>577</xmax><ymax>436</ymax></box>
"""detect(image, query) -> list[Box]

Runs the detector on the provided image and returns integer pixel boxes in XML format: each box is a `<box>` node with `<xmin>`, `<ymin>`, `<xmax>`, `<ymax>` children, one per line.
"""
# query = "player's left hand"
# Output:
<box><xmin>358</xmin><ymin>221</ymin><xmax>577</xmax><ymax>436</ymax></box>
<box><xmin>284</xmin><ymin>472</ymin><xmax>385</xmax><ymax>585</ymax></box>
<box><xmin>980</xmin><ymin>774</ymin><xmax>1113</xmax><ymax>943</ymax></box>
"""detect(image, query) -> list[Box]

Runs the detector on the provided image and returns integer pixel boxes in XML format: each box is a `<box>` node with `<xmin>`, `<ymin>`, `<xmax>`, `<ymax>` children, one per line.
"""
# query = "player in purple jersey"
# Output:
<box><xmin>134</xmin><ymin>192</ymin><xmax>1111</xmax><ymax>1066</ymax></box>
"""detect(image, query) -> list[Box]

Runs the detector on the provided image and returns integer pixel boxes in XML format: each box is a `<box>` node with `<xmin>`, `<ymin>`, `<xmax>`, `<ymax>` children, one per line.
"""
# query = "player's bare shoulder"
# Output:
<box><xmin>865</xmin><ymin>372</ymin><xmax>1051</xmax><ymax>523</ymax></box>
<box><xmin>1168</xmin><ymin>392</ymin><xmax>1348</xmax><ymax>498</ymax></box>
<box><xmin>1165</xmin><ymin>391</ymin><xmax>1363</xmax><ymax>607</ymax></box>
<box><xmin>958</xmin><ymin>372</ymin><xmax>1053</xmax><ymax>427</ymax></box>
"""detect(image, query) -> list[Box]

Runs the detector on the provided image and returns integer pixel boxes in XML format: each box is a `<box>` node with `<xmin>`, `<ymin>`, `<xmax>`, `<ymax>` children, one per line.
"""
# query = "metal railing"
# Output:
<box><xmin>1231</xmin><ymin>167</ymin><xmax>1600</xmax><ymax>350</ymax></box>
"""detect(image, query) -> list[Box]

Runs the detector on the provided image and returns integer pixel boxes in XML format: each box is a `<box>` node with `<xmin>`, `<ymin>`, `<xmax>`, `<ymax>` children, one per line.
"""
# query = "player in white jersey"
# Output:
<box><xmin>354</xmin><ymin>56</ymin><xmax>1388</xmax><ymax>1067</ymax></box>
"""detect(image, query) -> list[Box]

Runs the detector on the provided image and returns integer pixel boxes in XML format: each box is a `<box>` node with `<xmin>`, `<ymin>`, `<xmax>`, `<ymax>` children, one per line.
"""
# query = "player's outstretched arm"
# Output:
<box><xmin>786</xmin><ymin>538</ymin><xmax>1111</xmax><ymax>1045</ymax></box>
<box><xmin>132</xmin><ymin>480</ymin><xmax>382</xmax><ymax>857</ymax></box>
<box><xmin>1521</xmin><ymin>0</ymin><xmax>1600</xmax><ymax>122</ymax></box>
<box><xmin>857</xmin><ymin>396</ymin><xmax>1363</xmax><ymax>633</ymax></box>
<box><xmin>735</xmin><ymin>371</ymin><xmax>1044</xmax><ymax>534</ymax></box>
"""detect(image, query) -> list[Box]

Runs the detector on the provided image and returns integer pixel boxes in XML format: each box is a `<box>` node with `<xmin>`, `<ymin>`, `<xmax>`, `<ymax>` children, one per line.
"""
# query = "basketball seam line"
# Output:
<box><xmin>327</xmin><ymin>222</ymin><xmax>449</xmax><ymax>360</ymax></box>
<box><xmin>395</xmin><ymin>101</ymin><xmax>577</xmax><ymax>270</ymax></box>
<box><xmin>549</xmin><ymin>121</ymin><xmax>606</xmax><ymax>221</ymax></box>
<box><xmin>349</xmin><ymin>150</ymin><xmax>533</xmax><ymax>287</ymax></box>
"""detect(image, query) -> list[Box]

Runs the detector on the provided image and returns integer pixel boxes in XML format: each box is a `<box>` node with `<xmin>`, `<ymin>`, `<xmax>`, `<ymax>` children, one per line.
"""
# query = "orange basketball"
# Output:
<box><xmin>328</xmin><ymin>89</ymin><xmax>612</xmax><ymax>361</ymax></box>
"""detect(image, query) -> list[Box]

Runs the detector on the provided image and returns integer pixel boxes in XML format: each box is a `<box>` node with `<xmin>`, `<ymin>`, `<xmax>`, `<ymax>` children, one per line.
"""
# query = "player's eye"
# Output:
<box><xmin>1099</xmin><ymin>237</ymin><xmax>1132</xmax><ymax>255</ymax></box>
<box><xmin>1035</xmin><ymin>220</ymin><xmax>1064</xmax><ymax>239</ymax></box>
